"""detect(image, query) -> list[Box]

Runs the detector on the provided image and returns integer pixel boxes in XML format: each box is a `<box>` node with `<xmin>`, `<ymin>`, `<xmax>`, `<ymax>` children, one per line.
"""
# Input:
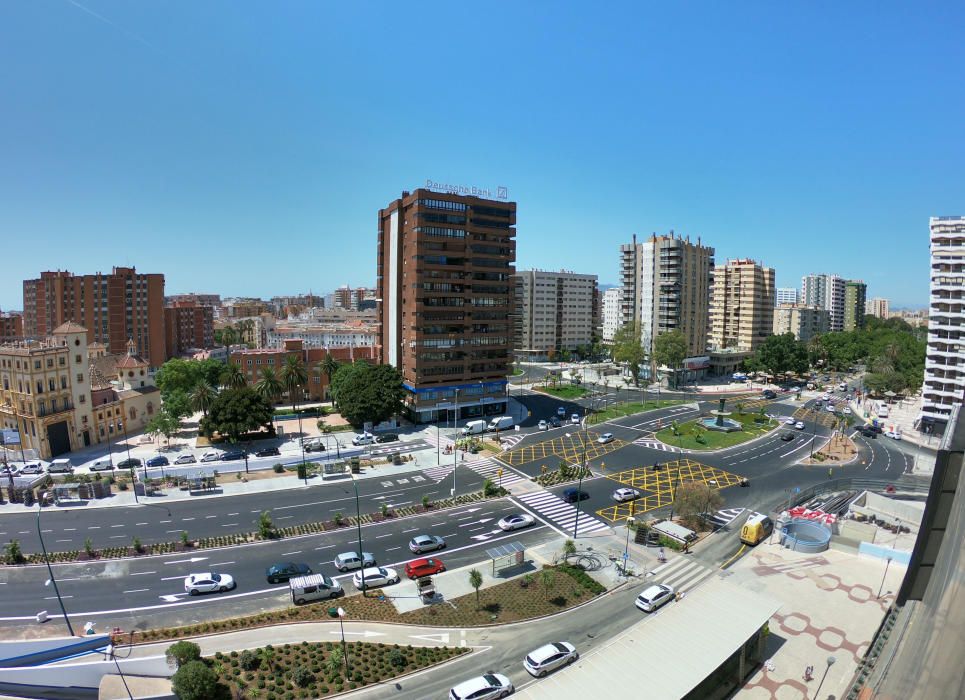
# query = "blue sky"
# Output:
<box><xmin>1</xmin><ymin>1</ymin><xmax>962</xmax><ymax>310</ymax></box>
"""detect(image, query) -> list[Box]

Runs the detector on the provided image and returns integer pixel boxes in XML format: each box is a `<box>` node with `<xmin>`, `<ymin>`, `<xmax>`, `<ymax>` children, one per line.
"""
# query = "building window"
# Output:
<box><xmin>79</xmin><ymin>395</ymin><xmax>86</xmax><ymax>404</ymax></box>
<box><xmin>75</xmin><ymin>355</ymin><xmax>82</xmax><ymax>364</ymax></box>
<box><xmin>61</xmin><ymin>376</ymin><xmax>67</xmax><ymax>389</ymax></box>
<box><xmin>77</xmin><ymin>373</ymin><xmax>84</xmax><ymax>383</ymax></box>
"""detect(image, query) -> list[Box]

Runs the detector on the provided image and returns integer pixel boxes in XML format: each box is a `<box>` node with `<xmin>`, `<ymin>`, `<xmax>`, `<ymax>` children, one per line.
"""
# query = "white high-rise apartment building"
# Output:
<box><xmin>921</xmin><ymin>216</ymin><xmax>965</xmax><ymax>434</ymax></box>
<box><xmin>773</xmin><ymin>304</ymin><xmax>830</xmax><ymax>342</ymax></box>
<box><xmin>513</xmin><ymin>270</ymin><xmax>598</xmax><ymax>358</ymax></box>
<box><xmin>802</xmin><ymin>273</ymin><xmax>846</xmax><ymax>332</ymax></box>
<box><xmin>775</xmin><ymin>287</ymin><xmax>799</xmax><ymax>306</ymax></box>
<box><xmin>866</xmin><ymin>297</ymin><xmax>890</xmax><ymax>319</ymax></box>
<box><xmin>602</xmin><ymin>287</ymin><xmax>623</xmax><ymax>343</ymax></box>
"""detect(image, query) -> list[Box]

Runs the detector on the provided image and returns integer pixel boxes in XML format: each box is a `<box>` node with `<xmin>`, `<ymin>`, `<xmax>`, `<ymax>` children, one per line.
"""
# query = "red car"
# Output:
<box><xmin>404</xmin><ymin>557</ymin><xmax>446</xmax><ymax>579</ymax></box>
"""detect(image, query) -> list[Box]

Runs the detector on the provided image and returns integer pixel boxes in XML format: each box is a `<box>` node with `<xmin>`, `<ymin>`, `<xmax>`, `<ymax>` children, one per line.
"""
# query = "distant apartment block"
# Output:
<box><xmin>620</xmin><ymin>232</ymin><xmax>714</xmax><ymax>358</ymax></box>
<box><xmin>513</xmin><ymin>269</ymin><xmax>597</xmax><ymax>359</ymax></box>
<box><xmin>866</xmin><ymin>297</ymin><xmax>890</xmax><ymax>319</ymax></box>
<box><xmin>22</xmin><ymin>267</ymin><xmax>166</xmax><ymax>367</ymax></box>
<box><xmin>602</xmin><ymin>287</ymin><xmax>623</xmax><ymax>343</ymax></box>
<box><xmin>890</xmin><ymin>309</ymin><xmax>929</xmax><ymax>327</ymax></box>
<box><xmin>165</xmin><ymin>293</ymin><xmax>221</xmax><ymax>308</ymax></box>
<box><xmin>164</xmin><ymin>299</ymin><xmax>215</xmax><ymax>357</ymax></box>
<box><xmin>773</xmin><ymin>304</ymin><xmax>830</xmax><ymax>342</ymax></box>
<box><xmin>221</xmin><ymin>299</ymin><xmax>270</xmax><ymax>319</ymax></box>
<box><xmin>843</xmin><ymin>280</ymin><xmax>867</xmax><ymax>331</ymax></box>
<box><xmin>802</xmin><ymin>273</ymin><xmax>846</xmax><ymax>332</ymax></box>
<box><xmin>270</xmin><ymin>294</ymin><xmax>323</xmax><ymax>315</ymax></box>
<box><xmin>0</xmin><ymin>310</ymin><xmax>23</xmax><ymax>340</ymax></box>
<box><xmin>775</xmin><ymin>287</ymin><xmax>799</xmax><ymax>306</ymax></box>
<box><xmin>921</xmin><ymin>216</ymin><xmax>965</xmax><ymax>433</ymax></box>
<box><xmin>708</xmin><ymin>259</ymin><xmax>775</xmax><ymax>352</ymax></box>
<box><xmin>266</xmin><ymin>323</ymin><xmax>377</xmax><ymax>350</ymax></box>
<box><xmin>328</xmin><ymin>286</ymin><xmax>377</xmax><ymax>312</ymax></box>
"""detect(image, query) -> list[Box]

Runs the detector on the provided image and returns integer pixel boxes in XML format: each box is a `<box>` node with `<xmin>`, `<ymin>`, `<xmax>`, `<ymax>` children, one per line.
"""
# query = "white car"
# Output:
<box><xmin>523</xmin><ymin>641</ymin><xmax>578</xmax><ymax>677</ymax></box>
<box><xmin>794</xmin><ymin>421</ymin><xmax>806</xmax><ymax>430</ymax></box>
<box><xmin>843</xmin><ymin>407</ymin><xmax>852</xmax><ymax>415</ymax></box>
<box><xmin>822</xmin><ymin>393</ymin><xmax>831</xmax><ymax>401</ymax></box>
<box><xmin>635</xmin><ymin>583</ymin><xmax>674</xmax><ymax>612</ymax></box>
<box><xmin>497</xmin><ymin>513</ymin><xmax>535</xmax><ymax>531</ymax></box>
<box><xmin>19</xmin><ymin>462</ymin><xmax>45</xmax><ymax>475</ymax></box>
<box><xmin>885</xmin><ymin>430</ymin><xmax>902</xmax><ymax>441</ymax></box>
<box><xmin>184</xmin><ymin>572</ymin><xmax>235</xmax><ymax>595</ymax></box>
<box><xmin>570</xmin><ymin>413</ymin><xmax>580</xmax><ymax>425</ymax></box>
<box><xmin>826</xmin><ymin>404</ymin><xmax>836</xmax><ymax>413</ymax></box>
<box><xmin>612</xmin><ymin>487</ymin><xmax>641</xmax><ymax>502</ymax></box>
<box><xmin>408</xmin><ymin>534</ymin><xmax>446</xmax><ymax>553</ymax></box>
<box><xmin>449</xmin><ymin>673</ymin><xmax>513</xmax><ymax>700</ymax></box>
<box><xmin>537</xmin><ymin>420</ymin><xmax>548</xmax><ymax>431</ymax></box>
<box><xmin>352</xmin><ymin>432</ymin><xmax>375</xmax><ymax>446</ymax></box>
<box><xmin>89</xmin><ymin>458</ymin><xmax>114</xmax><ymax>471</ymax></box>
<box><xmin>784</xmin><ymin>417</ymin><xmax>796</xmax><ymax>425</ymax></box>
<box><xmin>597</xmin><ymin>432</ymin><xmax>614</xmax><ymax>444</ymax></box>
<box><xmin>174</xmin><ymin>453</ymin><xmax>197</xmax><ymax>465</ymax></box>
<box><xmin>352</xmin><ymin>566</ymin><xmax>399</xmax><ymax>590</ymax></box>
<box><xmin>199</xmin><ymin>451</ymin><xmax>221</xmax><ymax>463</ymax></box>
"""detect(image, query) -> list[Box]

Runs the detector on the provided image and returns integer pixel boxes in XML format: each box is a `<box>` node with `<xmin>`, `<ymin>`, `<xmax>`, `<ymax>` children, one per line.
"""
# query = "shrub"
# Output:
<box><xmin>180</xmin><ymin>530</ymin><xmax>190</xmax><ymax>547</ymax></box>
<box><xmin>422</xmin><ymin>494</ymin><xmax>431</xmax><ymax>509</ymax></box>
<box><xmin>380</xmin><ymin>502</ymin><xmax>389</xmax><ymax>517</ymax></box>
<box><xmin>556</xmin><ymin>563</ymin><xmax>606</xmax><ymax>594</ymax></box>
<box><xmin>131</xmin><ymin>536</ymin><xmax>143</xmax><ymax>553</ymax></box>
<box><xmin>4</xmin><ymin>540</ymin><xmax>25</xmax><ymax>565</ymax></box>
<box><xmin>387</xmin><ymin>647</ymin><xmax>406</xmax><ymax>668</ymax></box>
<box><xmin>333</xmin><ymin>512</ymin><xmax>344</xmax><ymax>527</ymax></box>
<box><xmin>239</xmin><ymin>649</ymin><xmax>261</xmax><ymax>671</ymax></box>
<box><xmin>171</xmin><ymin>660</ymin><xmax>222</xmax><ymax>700</ymax></box>
<box><xmin>84</xmin><ymin>537</ymin><xmax>95</xmax><ymax>558</ymax></box>
<box><xmin>291</xmin><ymin>666</ymin><xmax>314</xmax><ymax>688</ymax></box>
<box><xmin>165</xmin><ymin>640</ymin><xmax>202</xmax><ymax>668</ymax></box>
<box><xmin>296</xmin><ymin>463</ymin><xmax>307</xmax><ymax>480</ymax></box>
<box><xmin>258</xmin><ymin>511</ymin><xmax>275</xmax><ymax>539</ymax></box>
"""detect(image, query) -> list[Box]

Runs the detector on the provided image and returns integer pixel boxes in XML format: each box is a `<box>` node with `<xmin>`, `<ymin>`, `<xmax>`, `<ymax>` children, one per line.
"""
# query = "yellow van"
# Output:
<box><xmin>740</xmin><ymin>513</ymin><xmax>773</xmax><ymax>546</ymax></box>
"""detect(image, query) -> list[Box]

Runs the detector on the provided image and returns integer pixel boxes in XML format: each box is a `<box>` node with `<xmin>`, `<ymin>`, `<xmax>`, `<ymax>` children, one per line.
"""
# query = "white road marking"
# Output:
<box><xmin>123</xmin><ymin>589</ymin><xmax>149</xmax><ymax>594</ymax></box>
<box><xmin>129</xmin><ymin>571</ymin><xmax>156</xmax><ymax>576</ymax></box>
<box><xmin>220</xmin><ymin>523</ymin><xmax>239</xmax><ymax>527</ymax></box>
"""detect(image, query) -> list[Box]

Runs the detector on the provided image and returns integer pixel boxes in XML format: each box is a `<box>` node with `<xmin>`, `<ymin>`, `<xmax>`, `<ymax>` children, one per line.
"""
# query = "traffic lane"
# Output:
<box><xmin>1</xmin><ymin>468</ymin><xmax>489</xmax><ymax>553</ymax></box>
<box><xmin>0</xmin><ymin>499</ymin><xmax>546</xmax><ymax>618</ymax></box>
<box><xmin>855</xmin><ymin>432</ymin><xmax>913</xmax><ymax>477</ymax></box>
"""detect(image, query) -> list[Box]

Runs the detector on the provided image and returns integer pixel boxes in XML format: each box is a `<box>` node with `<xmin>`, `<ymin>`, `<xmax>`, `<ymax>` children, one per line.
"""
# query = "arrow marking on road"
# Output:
<box><xmin>409</xmin><ymin>633</ymin><xmax>450</xmax><ymax>643</ymax></box>
<box><xmin>163</xmin><ymin>557</ymin><xmax>208</xmax><ymax>565</ymax></box>
<box><xmin>328</xmin><ymin>630</ymin><xmax>386</xmax><ymax>638</ymax></box>
<box><xmin>459</xmin><ymin>518</ymin><xmax>494</xmax><ymax>528</ymax></box>
<box><xmin>159</xmin><ymin>595</ymin><xmax>183</xmax><ymax>602</ymax></box>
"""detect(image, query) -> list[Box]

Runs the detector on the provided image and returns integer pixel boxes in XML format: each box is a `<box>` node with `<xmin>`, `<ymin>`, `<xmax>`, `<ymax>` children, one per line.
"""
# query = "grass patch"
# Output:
<box><xmin>654</xmin><ymin>411</ymin><xmax>777</xmax><ymax>450</ymax></box>
<box><xmin>587</xmin><ymin>400</ymin><xmax>689</xmax><ymax>425</ymax></box>
<box><xmin>511</xmin><ymin>367</ymin><xmax>525</xmax><ymax>376</ymax></box>
<box><xmin>537</xmin><ymin>384</ymin><xmax>589</xmax><ymax>399</ymax></box>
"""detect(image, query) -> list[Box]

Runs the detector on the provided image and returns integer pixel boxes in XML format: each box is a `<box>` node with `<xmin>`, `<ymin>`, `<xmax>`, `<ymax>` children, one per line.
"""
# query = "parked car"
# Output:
<box><xmin>221</xmin><ymin>450</ymin><xmax>246</xmax><ymax>461</ymax></box>
<box><xmin>89</xmin><ymin>458</ymin><xmax>114</xmax><ymax>471</ymax></box>
<box><xmin>333</xmin><ymin>551</ymin><xmax>375</xmax><ymax>572</ymax></box>
<box><xmin>597</xmin><ymin>432</ymin><xmax>614</xmax><ymax>444</ymax></box>
<box><xmin>612</xmin><ymin>487</ymin><xmax>641</xmax><ymax>502</ymax></box>
<box><xmin>116</xmin><ymin>457</ymin><xmax>141</xmax><ymax>469</ymax></box>
<box><xmin>449</xmin><ymin>673</ymin><xmax>513</xmax><ymax>700</ymax></box>
<box><xmin>780</xmin><ymin>433</ymin><xmax>795</xmax><ymax>442</ymax></box>
<box><xmin>255</xmin><ymin>447</ymin><xmax>280</xmax><ymax>457</ymax></box>
<box><xmin>174</xmin><ymin>454</ymin><xmax>197</xmax><ymax>464</ymax></box>
<box><xmin>537</xmin><ymin>420</ymin><xmax>549</xmax><ymax>431</ymax></box>
<box><xmin>266</xmin><ymin>562</ymin><xmax>312</xmax><ymax>584</ymax></box>
<box><xmin>146</xmin><ymin>455</ymin><xmax>169</xmax><ymax>467</ymax></box>
<box><xmin>404</xmin><ymin>557</ymin><xmax>446</xmax><ymax>579</ymax></box>
<box><xmin>352</xmin><ymin>432</ymin><xmax>375</xmax><ymax>446</ymax></box>
<box><xmin>184</xmin><ymin>572</ymin><xmax>235</xmax><ymax>595</ymax></box>
<box><xmin>570</xmin><ymin>413</ymin><xmax>581</xmax><ymax>424</ymax></box>
<box><xmin>304</xmin><ymin>440</ymin><xmax>326</xmax><ymax>453</ymax></box>
<box><xmin>562</xmin><ymin>487</ymin><xmax>589</xmax><ymax>503</ymax></box>
<box><xmin>199</xmin><ymin>451</ymin><xmax>221</xmax><ymax>463</ymax></box>
<box><xmin>762</xmin><ymin>390</ymin><xmax>777</xmax><ymax>400</ymax></box>
<box><xmin>0</xmin><ymin>464</ymin><xmax>19</xmax><ymax>476</ymax></box>
<box><xmin>794</xmin><ymin>421</ymin><xmax>806</xmax><ymax>430</ymax></box>
<box><xmin>409</xmin><ymin>534</ymin><xmax>446</xmax><ymax>553</ymax></box>
<box><xmin>784</xmin><ymin>416</ymin><xmax>796</xmax><ymax>425</ymax></box>
<box><xmin>352</xmin><ymin>566</ymin><xmax>399</xmax><ymax>590</ymax></box>
<box><xmin>826</xmin><ymin>404</ymin><xmax>836</xmax><ymax>413</ymax></box>
<box><xmin>635</xmin><ymin>583</ymin><xmax>674</xmax><ymax>612</ymax></box>
<box><xmin>497</xmin><ymin>513</ymin><xmax>535</xmax><ymax>531</ymax></box>
<box><xmin>18</xmin><ymin>462</ymin><xmax>44</xmax><ymax>475</ymax></box>
<box><xmin>842</xmin><ymin>407</ymin><xmax>852</xmax><ymax>415</ymax></box>
<box><xmin>375</xmin><ymin>433</ymin><xmax>399</xmax><ymax>444</ymax></box>
<box><xmin>885</xmin><ymin>430</ymin><xmax>902</xmax><ymax>441</ymax></box>
<box><xmin>549</xmin><ymin>417</ymin><xmax>562</xmax><ymax>428</ymax></box>
<box><xmin>557</xmin><ymin>406</ymin><xmax>566</xmax><ymax>417</ymax></box>
<box><xmin>523</xmin><ymin>641</ymin><xmax>578</xmax><ymax>678</ymax></box>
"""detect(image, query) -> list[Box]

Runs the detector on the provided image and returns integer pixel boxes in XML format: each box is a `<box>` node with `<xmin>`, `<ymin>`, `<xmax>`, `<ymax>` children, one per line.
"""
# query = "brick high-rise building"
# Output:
<box><xmin>377</xmin><ymin>188</ymin><xmax>516</xmax><ymax>423</ymax></box>
<box><xmin>22</xmin><ymin>267</ymin><xmax>166</xmax><ymax>367</ymax></box>
<box><xmin>708</xmin><ymin>259</ymin><xmax>775</xmax><ymax>352</ymax></box>
<box><xmin>0</xmin><ymin>310</ymin><xmax>23</xmax><ymax>340</ymax></box>
<box><xmin>164</xmin><ymin>299</ymin><xmax>215</xmax><ymax>357</ymax></box>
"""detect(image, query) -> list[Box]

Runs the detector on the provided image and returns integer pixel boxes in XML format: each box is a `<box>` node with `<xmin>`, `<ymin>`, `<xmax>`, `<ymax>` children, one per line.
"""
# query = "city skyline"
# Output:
<box><xmin>3</xmin><ymin>2</ymin><xmax>963</xmax><ymax>309</ymax></box>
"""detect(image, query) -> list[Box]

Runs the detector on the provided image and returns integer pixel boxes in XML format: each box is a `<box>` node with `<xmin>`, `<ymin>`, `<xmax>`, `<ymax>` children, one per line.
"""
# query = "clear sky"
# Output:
<box><xmin>1</xmin><ymin>1</ymin><xmax>962</xmax><ymax>310</ymax></box>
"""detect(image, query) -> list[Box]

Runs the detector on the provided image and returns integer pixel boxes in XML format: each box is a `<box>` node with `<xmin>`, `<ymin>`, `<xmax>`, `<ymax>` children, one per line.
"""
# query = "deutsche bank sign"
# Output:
<box><xmin>425</xmin><ymin>179</ymin><xmax>509</xmax><ymax>200</ymax></box>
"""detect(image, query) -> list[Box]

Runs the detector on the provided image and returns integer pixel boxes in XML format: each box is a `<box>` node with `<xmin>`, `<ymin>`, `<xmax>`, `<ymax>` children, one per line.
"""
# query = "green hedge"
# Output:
<box><xmin>556</xmin><ymin>563</ymin><xmax>606</xmax><ymax>594</ymax></box>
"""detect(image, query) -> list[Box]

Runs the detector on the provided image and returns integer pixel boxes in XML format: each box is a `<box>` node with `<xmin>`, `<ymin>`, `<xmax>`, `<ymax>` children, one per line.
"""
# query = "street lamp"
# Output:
<box><xmin>348</xmin><ymin>473</ymin><xmax>366</xmax><ymax>595</ymax></box>
<box><xmin>336</xmin><ymin>606</ymin><xmax>350</xmax><ymax>675</ymax></box>
<box><xmin>119</xmin><ymin>420</ymin><xmax>138</xmax><ymax>504</ymax></box>
<box><xmin>813</xmin><ymin>655</ymin><xmax>836</xmax><ymax>700</ymax></box>
<box><xmin>566</xmin><ymin>411</ymin><xmax>591</xmax><ymax>539</ymax></box>
<box><xmin>37</xmin><ymin>501</ymin><xmax>74</xmax><ymax>635</ymax></box>
<box><xmin>623</xmin><ymin>516</ymin><xmax>634</xmax><ymax>575</ymax></box>
<box><xmin>451</xmin><ymin>388</ymin><xmax>460</xmax><ymax>497</ymax></box>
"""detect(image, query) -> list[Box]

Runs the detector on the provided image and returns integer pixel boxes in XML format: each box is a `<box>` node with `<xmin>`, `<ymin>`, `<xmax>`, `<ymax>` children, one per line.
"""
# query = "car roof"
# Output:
<box><xmin>528</xmin><ymin>642</ymin><xmax>568</xmax><ymax>662</ymax></box>
<box><xmin>451</xmin><ymin>676</ymin><xmax>493</xmax><ymax>696</ymax></box>
<box><xmin>412</xmin><ymin>534</ymin><xmax>432</xmax><ymax>541</ymax></box>
<box><xmin>639</xmin><ymin>583</ymin><xmax>671</xmax><ymax>598</ymax></box>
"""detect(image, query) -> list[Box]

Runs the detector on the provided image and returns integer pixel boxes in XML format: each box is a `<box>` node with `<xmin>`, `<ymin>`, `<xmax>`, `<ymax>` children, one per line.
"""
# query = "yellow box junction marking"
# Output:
<box><xmin>595</xmin><ymin>459</ymin><xmax>744</xmax><ymax>522</ymax></box>
<box><xmin>500</xmin><ymin>431</ymin><xmax>628</xmax><ymax>466</ymax></box>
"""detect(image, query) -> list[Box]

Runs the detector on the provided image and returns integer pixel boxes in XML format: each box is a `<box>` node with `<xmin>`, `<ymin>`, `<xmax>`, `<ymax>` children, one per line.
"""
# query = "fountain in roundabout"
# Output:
<box><xmin>701</xmin><ymin>397</ymin><xmax>743</xmax><ymax>432</ymax></box>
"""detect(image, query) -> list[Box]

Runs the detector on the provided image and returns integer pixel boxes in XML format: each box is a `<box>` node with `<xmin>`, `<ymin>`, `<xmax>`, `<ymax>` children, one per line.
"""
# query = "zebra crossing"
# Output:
<box><xmin>467</xmin><ymin>458</ymin><xmax>528</xmax><ymax>489</ymax></box>
<box><xmin>646</xmin><ymin>556</ymin><xmax>715</xmax><ymax>593</ymax></box>
<box><xmin>632</xmin><ymin>438</ymin><xmax>681</xmax><ymax>452</ymax></box>
<box><xmin>515</xmin><ymin>490</ymin><xmax>610</xmax><ymax>536</ymax></box>
<box><xmin>496</xmin><ymin>434</ymin><xmax>525</xmax><ymax>450</ymax></box>
<box><xmin>705</xmin><ymin>507</ymin><xmax>746</xmax><ymax>530</ymax></box>
<box><xmin>421</xmin><ymin>463</ymin><xmax>456</xmax><ymax>481</ymax></box>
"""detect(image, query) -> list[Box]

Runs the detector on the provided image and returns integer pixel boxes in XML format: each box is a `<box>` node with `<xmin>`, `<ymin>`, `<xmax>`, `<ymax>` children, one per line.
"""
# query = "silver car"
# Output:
<box><xmin>333</xmin><ymin>551</ymin><xmax>375</xmax><ymax>572</ymax></box>
<box><xmin>523</xmin><ymin>641</ymin><xmax>578</xmax><ymax>677</ymax></box>
<box><xmin>408</xmin><ymin>534</ymin><xmax>445</xmax><ymax>553</ymax></box>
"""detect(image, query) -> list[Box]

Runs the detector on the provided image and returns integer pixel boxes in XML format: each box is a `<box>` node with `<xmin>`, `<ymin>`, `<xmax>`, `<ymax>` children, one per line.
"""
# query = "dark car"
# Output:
<box><xmin>117</xmin><ymin>457</ymin><xmax>142</xmax><ymax>468</ymax></box>
<box><xmin>867</xmin><ymin>424</ymin><xmax>883</xmax><ymax>434</ymax></box>
<box><xmin>146</xmin><ymin>455</ymin><xmax>169</xmax><ymax>467</ymax></box>
<box><xmin>858</xmin><ymin>426</ymin><xmax>878</xmax><ymax>439</ymax></box>
<box><xmin>265</xmin><ymin>562</ymin><xmax>313</xmax><ymax>584</ymax></box>
<box><xmin>221</xmin><ymin>450</ymin><xmax>246</xmax><ymax>461</ymax></box>
<box><xmin>549</xmin><ymin>417</ymin><xmax>562</xmax><ymax>428</ymax></box>
<box><xmin>255</xmin><ymin>446</ymin><xmax>280</xmax><ymax>457</ymax></box>
<box><xmin>762</xmin><ymin>390</ymin><xmax>777</xmax><ymax>400</ymax></box>
<box><xmin>562</xmin><ymin>488</ymin><xmax>589</xmax><ymax>503</ymax></box>
<box><xmin>375</xmin><ymin>433</ymin><xmax>399</xmax><ymax>444</ymax></box>
<box><xmin>780</xmin><ymin>433</ymin><xmax>795</xmax><ymax>442</ymax></box>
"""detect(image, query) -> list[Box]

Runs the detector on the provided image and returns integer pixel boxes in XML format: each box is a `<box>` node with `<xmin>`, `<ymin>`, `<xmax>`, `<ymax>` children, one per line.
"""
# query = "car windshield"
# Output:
<box><xmin>211</xmin><ymin>574</ymin><xmax>222</xmax><ymax>582</ymax></box>
<box><xmin>482</xmin><ymin>673</ymin><xmax>500</xmax><ymax>686</ymax></box>
<box><xmin>553</xmin><ymin>642</ymin><xmax>569</xmax><ymax>652</ymax></box>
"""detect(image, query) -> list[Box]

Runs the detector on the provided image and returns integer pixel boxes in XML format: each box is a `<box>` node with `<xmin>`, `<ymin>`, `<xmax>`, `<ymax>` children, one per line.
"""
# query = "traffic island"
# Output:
<box><xmin>653</xmin><ymin>410</ymin><xmax>777</xmax><ymax>451</ymax></box>
<box><xmin>801</xmin><ymin>432</ymin><xmax>859</xmax><ymax>466</ymax></box>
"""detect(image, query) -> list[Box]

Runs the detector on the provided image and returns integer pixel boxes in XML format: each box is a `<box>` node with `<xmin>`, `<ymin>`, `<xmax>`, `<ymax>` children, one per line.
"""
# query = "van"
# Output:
<box><xmin>487</xmin><ymin>416</ymin><xmax>514</xmax><ymax>432</ymax></box>
<box><xmin>48</xmin><ymin>458</ymin><xmax>73</xmax><ymax>474</ymax></box>
<box><xmin>461</xmin><ymin>420</ymin><xmax>487</xmax><ymax>436</ymax></box>
<box><xmin>289</xmin><ymin>574</ymin><xmax>342</xmax><ymax>605</ymax></box>
<box><xmin>739</xmin><ymin>513</ymin><xmax>773</xmax><ymax>546</ymax></box>
<box><xmin>875</xmin><ymin>401</ymin><xmax>889</xmax><ymax>418</ymax></box>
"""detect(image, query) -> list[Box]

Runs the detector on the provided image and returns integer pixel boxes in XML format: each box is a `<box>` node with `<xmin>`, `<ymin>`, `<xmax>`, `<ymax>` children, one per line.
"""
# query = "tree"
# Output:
<box><xmin>216</xmin><ymin>325</ymin><xmax>238</xmax><ymax>347</ymax></box>
<box><xmin>170</xmin><ymin>660</ymin><xmax>222</xmax><ymax>700</ymax></box>
<box><xmin>673</xmin><ymin>481</ymin><xmax>724</xmax><ymax>531</ymax></box>
<box><xmin>753</xmin><ymin>333</ymin><xmax>809</xmax><ymax>377</ymax></box>
<box><xmin>329</xmin><ymin>362</ymin><xmax>405</xmax><ymax>428</ymax></box>
<box><xmin>199</xmin><ymin>387</ymin><xmax>273</xmax><ymax>443</ymax></box>
<box><xmin>317</xmin><ymin>354</ymin><xmax>341</xmax><ymax>397</ymax></box>
<box><xmin>165</xmin><ymin>641</ymin><xmax>202</xmax><ymax>669</ymax></box>
<box><xmin>190</xmin><ymin>380</ymin><xmax>218</xmax><ymax>417</ymax></box>
<box><xmin>468</xmin><ymin>568</ymin><xmax>483</xmax><ymax>609</ymax></box>
<box><xmin>162</xmin><ymin>389</ymin><xmax>193</xmax><ymax>422</ymax></box>
<box><xmin>155</xmin><ymin>358</ymin><xmax>224</xmax><ymax>398</ymax></box>
<box><xmin>145</xmin><ymin>408</ymin><xmax>180</xmax><ymax>447</ymax></box>
<box><xmin>653</xmin><ymin>330</ymin><xmax>688</xmax><ymax>388</ymax></box>
<box><xmin>611</xmin><ymin>323</ymin><xmax>645</xmax><ymax>385</ymax></box>
<box><xmin>254</xmin><ymin>367</ymin><xmax>284</xmax><ymax>406</ymax></box>
<box><xmin>219</xmin><ymin>362</ymin><xmax>247</xmax><ymax>390</ymax></box>
<box><xmin>280</xmin><ymin>355</ymin><xmax>308</xmax><ymax>413</ymax></box>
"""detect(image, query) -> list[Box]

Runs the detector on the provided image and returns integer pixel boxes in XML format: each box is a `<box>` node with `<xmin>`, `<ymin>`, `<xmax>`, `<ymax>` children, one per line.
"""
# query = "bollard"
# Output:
<box><xmin>36</xmin><ymin>611</ymin><xmax>49</xmax><ymax>624</ymax></box>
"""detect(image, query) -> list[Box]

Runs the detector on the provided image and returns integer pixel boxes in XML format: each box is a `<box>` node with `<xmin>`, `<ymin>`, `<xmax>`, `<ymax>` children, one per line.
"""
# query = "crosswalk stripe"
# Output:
<box><xmin>664</xmin><ymin>565</ymin><xmax>708</xmax><ymax>590</ymax></box>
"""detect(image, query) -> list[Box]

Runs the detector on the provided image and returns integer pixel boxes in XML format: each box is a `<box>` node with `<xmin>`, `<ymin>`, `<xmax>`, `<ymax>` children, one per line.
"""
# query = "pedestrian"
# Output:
<box><xmin>828</xmin><ymin>467</ymin><xmax>833</xmax><ymax>479</ymax></box>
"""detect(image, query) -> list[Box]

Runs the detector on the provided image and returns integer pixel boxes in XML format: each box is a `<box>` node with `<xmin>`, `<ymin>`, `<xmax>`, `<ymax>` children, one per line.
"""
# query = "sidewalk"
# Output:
<box><xmin>852</xmin><ymin>393</ymin><xmax>938</xmax><ymax>449</ymax></box>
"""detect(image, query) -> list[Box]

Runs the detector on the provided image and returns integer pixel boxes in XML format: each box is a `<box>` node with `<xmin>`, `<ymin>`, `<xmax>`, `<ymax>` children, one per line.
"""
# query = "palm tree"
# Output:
<box><xmin>317</xmin><ymin>354</ymin><xmax>340</xmax><ymax>403</ymax></box>
<box><xmin>468</xmin><ymin>568</ymin><xmax>483</xmax><ymax>610</ymax></box>
<box><xmin>220</xmin><ymin>325</ymin><xmax>238</xmax><ymax>347</ymax></box>
<box><xmin>255</xmin><ymin>367</ymin><xmax>283</xmax><ymax>406</ymax></box>
<box><xmin>220</xmin><ymin>362</ymin><xmax>247</xmax><ymax>390</ymax></box>
<box><xmin>281</xmin><ymin>354</ymin><xmax>309</xmax><ymax>413</ymax></box>
<box><xmin>190</xmin><ymin>380</ymin><xmax>217</xmax><ymax>417</ymax></box>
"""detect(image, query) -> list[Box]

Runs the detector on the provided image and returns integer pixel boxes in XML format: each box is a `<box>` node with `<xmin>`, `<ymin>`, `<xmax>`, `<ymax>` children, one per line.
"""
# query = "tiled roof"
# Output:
<box><xmin>52</xmin><ymin>321</ymin><xmax>87</xmax><ymax>334</ymax></box>
<box><xmin>116</xmin><ymin>354</ymin><xmax>148</xmax><ymax>369</ymax></box>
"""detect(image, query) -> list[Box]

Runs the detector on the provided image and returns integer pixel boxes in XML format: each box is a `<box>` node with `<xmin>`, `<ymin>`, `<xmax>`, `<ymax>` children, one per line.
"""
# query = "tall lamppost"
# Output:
<box><xmin>348</xmin><ymin>473</ymin><xmax>366</xmax><ymax>595</ymax></box>
<box><xmin>451</xmin><ymin>388</ymin><xmax>460</xmax><ymax>497</ymax></box>
<box><xmin>37</xmin><ymin>501</ymin><xmax>74</xmax><ymax>635</ymax></box>
<box><xmin>813</xmin><ymin>655</ymin><xmax>836</xmax><ymax>700</ymax></box>
<box><xmin>623</xmin><ymin>516</ymin><xmax>634</xmax><ymax>575</ymax></box>
<box><xmin>119</xmin><ymin>419</ymin><xmax>138</xmax><ymax>504</ymax></box>
<box><xmin>335</xmin><ymin>607</ymin><xmax>350</xmax><ymax>675</ymax></box>
<box><xmin>566</xmin><ymin>409</ymin><xmax>590</xmax><ymax>539</ymax></box>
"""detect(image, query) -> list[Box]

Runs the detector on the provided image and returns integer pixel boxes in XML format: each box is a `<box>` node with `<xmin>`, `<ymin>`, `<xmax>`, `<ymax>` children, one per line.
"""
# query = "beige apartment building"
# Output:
<box><xmin>866</xmin><ymin>297</ymin><xmax>890</xmax><ymax>319</ymax></box>
<box><xmin>513</xmin><ymin>269</ymin><xmax>598</xmax><ymax>359</ymax></box>
<box><xmin>620</xmin><ymin>232</ymin><xmax>714</xmax><ymax>360</ymax></box>
<box><xmin>708</xmin><ymin>259</ymin><xmax>775</xmax><ymax>352</ymax></box>
<box><xmin>773</xmin><ymin>304</ymin><xmax>830</xmax><ymax>342</ymax></box>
